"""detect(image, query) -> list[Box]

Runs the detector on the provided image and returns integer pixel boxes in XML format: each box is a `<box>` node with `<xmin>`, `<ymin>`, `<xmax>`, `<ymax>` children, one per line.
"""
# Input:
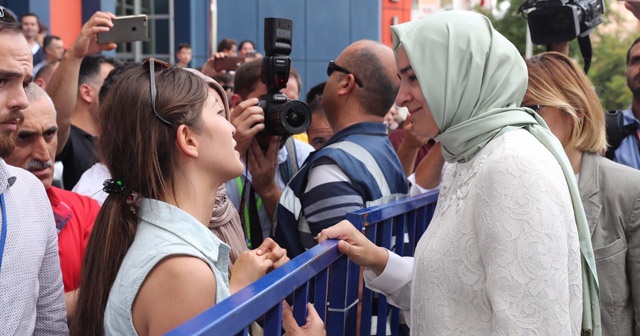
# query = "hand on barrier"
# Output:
<box><xmin>229</xmin><ymin>248</ymin><xmax>274</xmax><ymax>294</ymax></box>
<box><xmin>282</xmin><ymin>301</ymin><xmax>325</xmax><ymax>336</ymax></box>
<box><xmin>256</xmin><ymin>237</ymin><xmax>289</xmax><ymax>270</ymax></box>
<box><xmin>317</xmin><ymin>220</ymin><xmax>389</xmax><ymax>276</ymax></box>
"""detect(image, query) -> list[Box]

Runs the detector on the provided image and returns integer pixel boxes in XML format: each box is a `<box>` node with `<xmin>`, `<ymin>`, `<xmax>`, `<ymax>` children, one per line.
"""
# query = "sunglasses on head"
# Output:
<box><xmin>142</xmin><ymin>58</ymin><xmax>174</xmax><ymax>128</ymax></box>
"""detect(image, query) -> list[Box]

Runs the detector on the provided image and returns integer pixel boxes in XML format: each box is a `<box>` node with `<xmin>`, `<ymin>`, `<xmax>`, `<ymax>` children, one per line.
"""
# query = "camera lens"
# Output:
<box><xmin>281</xmin><ymin>100</ymin><xmax>311</xmax><ymax>134</ymax></box>
<box><xmin>286</xmin><ymin>109</ymin><xmax>305</xmax><ymax>128</ymax></box>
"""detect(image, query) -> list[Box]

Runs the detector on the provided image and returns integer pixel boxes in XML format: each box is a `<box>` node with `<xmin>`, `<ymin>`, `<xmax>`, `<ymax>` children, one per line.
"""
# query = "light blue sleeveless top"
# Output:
<box><xmin>104</xmin><ymin>198</ymin><xmax>231</xmax><ymax>335</ymax></box>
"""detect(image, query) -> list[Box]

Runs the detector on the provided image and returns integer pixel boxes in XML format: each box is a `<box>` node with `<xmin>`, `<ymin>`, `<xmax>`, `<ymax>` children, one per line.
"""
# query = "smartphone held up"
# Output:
<box><xmin>97</xmin><ymin>15</ymin><xmax>148</xmax><ymax>45</ymax></box>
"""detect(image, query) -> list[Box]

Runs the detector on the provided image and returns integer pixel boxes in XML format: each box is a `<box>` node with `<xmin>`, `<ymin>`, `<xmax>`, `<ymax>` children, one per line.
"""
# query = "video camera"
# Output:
<box><xmin>518</xmin><ymin>0</ymin><xmax>604</xmax><ymax>45</ymax></box>
<box><xmin>259</xmin><ymin>18</ymin><xmax>311</xmax><ymax>137</ymax></box>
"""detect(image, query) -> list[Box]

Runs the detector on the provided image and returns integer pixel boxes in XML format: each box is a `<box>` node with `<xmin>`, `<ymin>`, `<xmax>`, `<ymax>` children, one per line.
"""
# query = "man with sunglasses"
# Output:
<box><xmin>0</xmin><ymin>7</ymin><xmax>68</xmax><ymax>334</ymax></box>
<box><xmin>273</xmin><ymin>40</ymin><xmax>408</xmax><ymax>258</ymax></box>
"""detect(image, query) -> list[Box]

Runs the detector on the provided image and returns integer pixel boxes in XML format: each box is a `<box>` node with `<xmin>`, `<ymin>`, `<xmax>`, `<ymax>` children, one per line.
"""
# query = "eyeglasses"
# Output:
<box><xmin>524</xmin><ymin>104</ymin><xmax>543</xmax><ymax>112</ymax></box>
<box><xmin>142</xmin><ymin>58</ymin><xmax>174</xmax><ymax>128</ymax></box>
<box><xmin>327</xmin><ymin>60</ymin><xmax>363</xmax><ymax>88</ymax></box>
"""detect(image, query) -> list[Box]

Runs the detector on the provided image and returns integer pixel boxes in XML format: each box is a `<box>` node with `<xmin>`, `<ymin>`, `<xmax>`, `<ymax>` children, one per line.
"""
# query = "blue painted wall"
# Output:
<box><xmin>2</xmin><ymin>0</ymin><xmax>50</xmax><ymax>27</ymax></box>
<box><xmin>217</xmin><ymin>0</ymin><xmax>381</xmax><ymax>99</ymax></box>
<box><xmin>6</xmin><ymin>0</ymin><xmax>381</xmax><ymax>99</ymax></box>
<box><xmin>175</xmin><ymin>0</ymin><xmax>210</xmax><ymax>67</ymax></box>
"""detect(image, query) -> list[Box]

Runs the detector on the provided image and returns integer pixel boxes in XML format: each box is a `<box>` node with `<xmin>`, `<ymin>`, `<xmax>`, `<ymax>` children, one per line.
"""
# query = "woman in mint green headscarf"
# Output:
<box><xmin>318</xmin><ymin>10</ymin><xmax>600</xmax><ymax>335</ymax></box>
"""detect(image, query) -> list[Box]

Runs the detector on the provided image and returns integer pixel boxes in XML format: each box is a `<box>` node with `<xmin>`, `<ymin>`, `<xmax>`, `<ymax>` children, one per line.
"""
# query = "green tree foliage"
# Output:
<box><xmin>478</xmin><ymin>0</ymin><xmax>636</xmax><ymax>109</ymax></box>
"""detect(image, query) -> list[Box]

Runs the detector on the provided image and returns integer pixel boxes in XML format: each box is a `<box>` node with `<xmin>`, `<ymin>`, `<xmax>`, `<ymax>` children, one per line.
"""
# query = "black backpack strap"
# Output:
<box><xmin>605</xmin><ymin>110</ymin><xmax>638</xmax><ymax>160</ymax></box>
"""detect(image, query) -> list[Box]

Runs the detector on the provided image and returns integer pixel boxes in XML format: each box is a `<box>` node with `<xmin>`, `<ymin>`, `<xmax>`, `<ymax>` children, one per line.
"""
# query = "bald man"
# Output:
<box><xmin>274</xmin><ymin>40</ymin><xmax>408</xmax><ymax>258</ymax></box>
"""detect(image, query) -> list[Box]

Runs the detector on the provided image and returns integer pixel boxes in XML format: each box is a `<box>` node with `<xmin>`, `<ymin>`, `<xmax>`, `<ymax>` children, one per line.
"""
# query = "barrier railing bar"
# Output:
<box><xmin>166</xmin><ymin>240</ymin><xmax>342</xmax><ymax>336</ymax></box>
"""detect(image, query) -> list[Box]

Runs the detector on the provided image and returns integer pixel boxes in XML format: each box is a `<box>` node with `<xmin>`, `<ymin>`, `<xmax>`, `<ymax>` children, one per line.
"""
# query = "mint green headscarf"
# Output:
<box><xmin>391</xmin><ymin>11</ymin><xmax>600</xmax><ymax>335</ymax></box>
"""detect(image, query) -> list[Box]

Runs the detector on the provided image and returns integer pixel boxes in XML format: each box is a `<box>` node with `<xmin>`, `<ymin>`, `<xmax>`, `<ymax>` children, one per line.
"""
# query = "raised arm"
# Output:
<box><xmin>46</xmin><ymin>11</ymin><xmax>116</xmax><ymax>154</ymax></box>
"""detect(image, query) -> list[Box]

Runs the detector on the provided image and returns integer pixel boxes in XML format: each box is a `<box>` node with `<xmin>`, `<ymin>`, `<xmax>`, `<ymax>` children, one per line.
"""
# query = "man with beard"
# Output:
<box><xmin>0</xmin><ymin>7</ymin><xmax>68</xmax><ymax>334</ymax></box>
<box><xmin>613</xmin><ymin>38</ymin><xmax>640</xmax><ymax>169</ymax></box>
<box><xmin>5</xmin><ymin>83</ymin><xmax>100</xmax><ymax>319</ymax></box>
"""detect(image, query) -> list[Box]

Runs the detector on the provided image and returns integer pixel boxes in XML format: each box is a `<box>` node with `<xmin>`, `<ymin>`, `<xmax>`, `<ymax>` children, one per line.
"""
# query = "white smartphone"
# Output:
<box><xmin>97</xmin><ymin>15</ymin><xmax>148</xmax><ymax>45</ymax></box>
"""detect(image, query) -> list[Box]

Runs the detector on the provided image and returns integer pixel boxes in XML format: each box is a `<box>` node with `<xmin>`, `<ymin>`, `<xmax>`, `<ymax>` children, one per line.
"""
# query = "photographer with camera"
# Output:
<box><xmin>273</xmin><ymin>40</ymin><xmax>408</xmax><ymax>258</ymax></box>
<box><xmin>519</xmin><ymin>0</ymin><xmax>604</xmax><ymax>72</ymax></box>
<box><xmin>225</xmin><ymin>60</ymin><xmax>313</xmax><ymax>250</ymax></box>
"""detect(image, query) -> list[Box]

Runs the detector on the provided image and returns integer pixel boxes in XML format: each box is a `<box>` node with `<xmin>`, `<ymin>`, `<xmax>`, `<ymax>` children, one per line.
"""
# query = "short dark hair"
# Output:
<box><xmin>289</xmin><ymin>66</ymin><xmax>302</xmax><ymax>94</ymax></box>
<box><xmin>38</xmin><ymin>21</ymin><xmax>47</xmax><ymax>34</ymax></box>
<box><xmin>35</xmin><ymin>60</ymin><xmax>59</xmax><ymax>80</ymax></box>
<box><xmin>177</xmin><ymin>43</ymin><xmax>191</xmax><ymax>52</ymax></box>
<box><xmin>233</xmin><ymin>59</ymin><xmax>262</xmax><ymax>99</ymax></box>
<box><xmin>627</xmin><ymin>37</ymin><xmax>640</xmax><ymax>65</ymax></box>
<box><xmin>213</xmin><ymin>73</ymin><xmax>234</xmax><ymax>86</ymax></box>
<box><xmin>306</xmin><ymin>82</ymin><xmax>325</xmax><ymax>106</ymax></box>
<box><xmin>0</xmin><ymin>6</ymin><xmax>21</xmax><ymax>33</ymax></box>
<box><xmin>238</xmin><ymin>40</ymin><xmax>255</xmax><ymax>51</ymax></box>
<box><xmin>234</xmin><ymin>60</ymin><xmax>302</xmax><ymax>99</ymax></box>
<box><xmin>217</xmin><ymin>38</ymin><xmax>237</xmax><ymax>53</ymax></box>
<box><xmin>19</xmin><ymin>12</ymin><xmax>38</xmax><ymax>24</ymax></box>
<box><xmin>99</xmin><ymin>62</ymin><xmax>139</xmax><ymax>103</ymax></box>
<box><xmin>78</xmin><ymin>54</ymin><xmax>121</xmax><ymax>86</ymax></box>
<box><xmin>43</xmin><ymin>35</ymin><xmax>61</xmax><ymax>48</ymax></box>
<box><xmin>343</xmin><ymin>47</ymin><xmax>399</xmax><ymax>117</ymax></box>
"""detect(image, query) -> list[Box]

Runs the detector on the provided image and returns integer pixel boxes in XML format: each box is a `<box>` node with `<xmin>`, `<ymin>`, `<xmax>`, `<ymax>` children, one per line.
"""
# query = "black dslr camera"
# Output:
<box><xmin>258</xmin><ymin>18</ymin><xmax>311</xmax><ymax>137</ymax></box>
<box><xmin>518</xmin><ymin>0</ymin><xmax>604</xmax><ymax>45</ymax></box>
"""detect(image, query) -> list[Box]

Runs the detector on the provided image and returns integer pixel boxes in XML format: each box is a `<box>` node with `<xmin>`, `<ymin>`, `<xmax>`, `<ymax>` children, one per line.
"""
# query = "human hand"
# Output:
<box><xmin>201</xmin><ymin>52</ymin><xmax>232</xmax><ymax>77</ymax></box>
<box><xmin>229</xmin><ymin>249</ymin><xmax>273</xmax><ymax>293</ymax></box>
<box><xmin>255</xmin><ymin>237</ymin><xmax>289</xmax><ymax>270</ymax></box>
<box><xmin>247</xmin><ymin>138</ymin><xmax>279</xmax><ymax>196</ymax></box>
<box><xmin>625</xmin><ymin>0</ymin><xmax>640</xmax><ymax>20</ymax></box>
<box><xmin>316</xmin><ymin>220</ymin><xmax>388</xmax><ymax>276</ymax></box>
<box><xmin>282</xmin><ymin>301</ymin><xmax>326</xmax><ymax>336</ymax></box>
<box><xmin>67</xmin><ymin>11</ymin><xmax>117</xmax><ymax>59</ymax></box>
<box><xmin>230</xmin><ymin>98</ymin><xmax>265</xmax><ymax>155</ymax></box>
<box><xmin>402</xmin><ymin>118</ymin><xmax>430</xmax><ymax>149</ymax></box>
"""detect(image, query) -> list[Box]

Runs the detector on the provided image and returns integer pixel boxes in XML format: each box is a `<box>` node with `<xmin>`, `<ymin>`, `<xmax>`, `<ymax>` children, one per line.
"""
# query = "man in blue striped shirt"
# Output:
<box><xmin>273</xmin><ymin>40</ymin><xmax>408</xmax><ymax>258</ymax></box>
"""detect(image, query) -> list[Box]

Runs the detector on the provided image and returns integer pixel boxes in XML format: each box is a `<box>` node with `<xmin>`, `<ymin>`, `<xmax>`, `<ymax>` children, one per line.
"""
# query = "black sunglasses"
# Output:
<box><xmin>142</xmin><ymin>58</ymin><xmax>174</xmax><ymax>128</ymax></box>
<box><xmin>327</xmin><ymin>60</ymin><xmax>363</xmax><ymax>88</ymax></box>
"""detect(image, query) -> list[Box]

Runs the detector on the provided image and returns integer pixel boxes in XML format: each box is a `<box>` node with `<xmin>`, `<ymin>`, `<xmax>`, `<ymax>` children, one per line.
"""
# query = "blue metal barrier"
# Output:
<box><xmin>167</xmin><ymin>190</ymin><xmax>439</xmax><ymax>336</ymax></box>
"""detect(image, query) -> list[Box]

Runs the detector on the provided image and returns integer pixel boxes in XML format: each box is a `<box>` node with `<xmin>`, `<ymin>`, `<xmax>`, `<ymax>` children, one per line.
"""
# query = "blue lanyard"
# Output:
<box><xmin>0</xmin><ymin>194</ymin><xmax>7</xmax><ymax>273</ymax></box>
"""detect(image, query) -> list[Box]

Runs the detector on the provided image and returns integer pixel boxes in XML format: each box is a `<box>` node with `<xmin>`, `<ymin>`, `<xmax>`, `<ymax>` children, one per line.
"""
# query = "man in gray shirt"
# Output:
<box><xmin>0</xmin><ymin>7</ymin><xmax>67</xmax><ymax>335</ymax></box>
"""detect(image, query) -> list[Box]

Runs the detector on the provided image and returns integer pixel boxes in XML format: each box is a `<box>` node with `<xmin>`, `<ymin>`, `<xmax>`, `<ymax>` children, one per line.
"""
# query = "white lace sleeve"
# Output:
<box><xmin>363</xmin><ymin>251</ymin><xmax>413</xmax><ymax>310</ymax></box>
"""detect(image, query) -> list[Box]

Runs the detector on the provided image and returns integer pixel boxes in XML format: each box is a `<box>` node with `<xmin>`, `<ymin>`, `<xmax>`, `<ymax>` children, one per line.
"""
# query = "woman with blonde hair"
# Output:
<box><xmin>524</xmin><ymin>51</ymin><xmax>640</xmax><ymax>336</ymax></box>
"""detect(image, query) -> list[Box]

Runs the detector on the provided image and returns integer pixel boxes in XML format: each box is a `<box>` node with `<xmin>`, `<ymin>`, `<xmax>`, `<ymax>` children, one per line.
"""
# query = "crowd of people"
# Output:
<box><xmin>1</xmin><ymin>4</ymin><xmax>640</xmax><ymax>336</ymax></box>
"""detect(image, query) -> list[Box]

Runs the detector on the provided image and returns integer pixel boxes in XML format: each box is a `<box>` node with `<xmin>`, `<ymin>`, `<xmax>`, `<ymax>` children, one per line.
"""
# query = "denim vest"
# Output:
<box><xmin>104</xmin><ymin>198</ymin><xmax>230</xmax><ymax>335</ymax></box>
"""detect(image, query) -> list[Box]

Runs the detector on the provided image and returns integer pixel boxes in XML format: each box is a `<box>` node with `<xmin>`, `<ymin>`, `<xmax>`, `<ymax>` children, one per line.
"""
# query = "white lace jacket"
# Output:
<box><xmin>365</xmin><ymin>129</ymin><xmax>582</xmax><ymax>335</ymax></box>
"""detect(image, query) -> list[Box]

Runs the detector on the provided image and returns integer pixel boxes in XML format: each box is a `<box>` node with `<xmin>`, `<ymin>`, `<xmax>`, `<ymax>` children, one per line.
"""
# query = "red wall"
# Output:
<box><xmin>50</xmin><ymin>0</ymin><xmax>82</xmax><ymax>49</ymax></box>
<box><xmin>381</xmin><ymin>0</ymin><xmax>412</xmax><ymax>47</ymax></box>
